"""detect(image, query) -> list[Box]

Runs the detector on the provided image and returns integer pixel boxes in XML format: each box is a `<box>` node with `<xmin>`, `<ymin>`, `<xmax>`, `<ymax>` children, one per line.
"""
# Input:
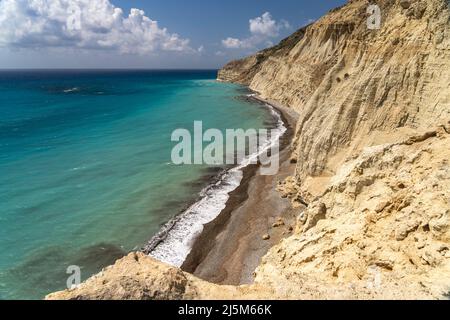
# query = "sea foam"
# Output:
<box><xmin>146</xmin><ymin>99</ymin><xmax>287</xmax><ymax>267</ymax></box>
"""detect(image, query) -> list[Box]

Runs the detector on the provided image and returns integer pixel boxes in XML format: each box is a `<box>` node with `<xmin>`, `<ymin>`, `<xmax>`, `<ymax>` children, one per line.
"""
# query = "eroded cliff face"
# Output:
<box><xmin>259</xmin><ymin>127</ymin><xmax>450</xmax><ymax>299</ymax></box>
<box><xmin>48</xmin><ymin>0</ymin><xmax>450</xmax><ymax>300</ymax></box>
<box><xmin>219</xmin><ymin>0</ymin><xmax>450</xmax><ymax>188</ymax></box>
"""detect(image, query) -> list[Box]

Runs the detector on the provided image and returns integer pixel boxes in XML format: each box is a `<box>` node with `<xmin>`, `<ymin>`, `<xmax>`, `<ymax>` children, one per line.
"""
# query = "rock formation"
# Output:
<box><xmin>48</xmin><ymin>0</ymin><xmax>450</xmax><ymax>300</ymax></box>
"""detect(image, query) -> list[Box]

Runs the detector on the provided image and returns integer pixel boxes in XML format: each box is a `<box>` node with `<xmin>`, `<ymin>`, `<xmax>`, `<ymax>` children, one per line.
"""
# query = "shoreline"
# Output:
<box><xmin>181</xmin><ymin>93</ymin><xmax>300</xmax><ymax>285</ymax></box>
<box><xmin>142</xmin><ymin>88</ymin><xmax>293</xmax><ymax>269</ymax></box>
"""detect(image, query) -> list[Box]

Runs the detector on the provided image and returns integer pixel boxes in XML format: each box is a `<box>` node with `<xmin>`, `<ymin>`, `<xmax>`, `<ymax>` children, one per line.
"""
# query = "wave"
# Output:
<box><xmin>63</xmin><ymin>87</ymin><xmax>80</xmax><ymax>93</ymax></box>
<box><xmin>144</xmin><ymin>97</ymin><xmax>287</xmax><ymax>267</ymax></box>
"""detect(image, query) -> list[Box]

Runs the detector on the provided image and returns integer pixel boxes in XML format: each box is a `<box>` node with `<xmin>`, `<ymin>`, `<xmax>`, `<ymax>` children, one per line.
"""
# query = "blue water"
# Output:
<box><xmin>0</xmin><ymin>70</ymin><xmax>273</xmax><ymax>300</ymax></box>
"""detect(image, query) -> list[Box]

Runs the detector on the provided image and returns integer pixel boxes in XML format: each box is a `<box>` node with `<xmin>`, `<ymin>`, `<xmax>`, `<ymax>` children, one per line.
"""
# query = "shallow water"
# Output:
<box><xmin>0</xmin><ymin>70</ymin><xmax>273</xmax><ymax>299</ymax></box>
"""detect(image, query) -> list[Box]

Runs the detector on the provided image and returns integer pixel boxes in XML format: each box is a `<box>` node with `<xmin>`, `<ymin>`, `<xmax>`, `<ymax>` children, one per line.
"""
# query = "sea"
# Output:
<box><xmin>0</xmin><ymin>70</ymin><xmax>285</xmax><ymax>299</ymax></box>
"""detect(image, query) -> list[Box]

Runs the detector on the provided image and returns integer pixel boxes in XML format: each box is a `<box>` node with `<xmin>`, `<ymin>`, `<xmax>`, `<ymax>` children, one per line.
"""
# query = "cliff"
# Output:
<box><xmin>220</xmin><ymin>0</ymin><xmax>450</xmax><ymax>187</ymax></box>
<box><xmin>48</xmin><ymin>0</ymin><xmax>450</xmax><ymax>300</ymax></box>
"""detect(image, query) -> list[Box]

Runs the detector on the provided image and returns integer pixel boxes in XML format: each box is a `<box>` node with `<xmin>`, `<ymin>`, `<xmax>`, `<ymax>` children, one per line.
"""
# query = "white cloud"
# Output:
<box><xmin>215</xmin><ymin>50</ymin><xmax>226</xmax><ymax>57</ymax></box>
<box><xmin>222</xmin><ymin>37</ymin><xmax>249</xmax><ymax>49</ymax></box>
<box><xmin>222</xmin><ymin>12</ymin><xmax>290</xmax><ymax>49</ymax></box>
<box><xmin>250</xmin><ymin>12</ymin><xmax>285</xmax><ymax>37</ymax></box>
<box><xmin>0</xmin><ymin>0</ymin><xmax>194</xmax><ymax>55</ymax></box>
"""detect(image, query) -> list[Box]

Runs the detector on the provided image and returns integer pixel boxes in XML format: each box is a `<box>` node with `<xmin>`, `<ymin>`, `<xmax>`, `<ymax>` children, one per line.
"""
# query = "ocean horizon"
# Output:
<box><xmin>0</xmin><ymin>70</ymin><xmax>278</xmax><ymax>299</ymax></box>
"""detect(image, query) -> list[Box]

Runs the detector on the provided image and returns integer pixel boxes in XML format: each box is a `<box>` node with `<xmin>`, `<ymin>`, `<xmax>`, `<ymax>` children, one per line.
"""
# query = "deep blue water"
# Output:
<box><xmin>0</xmin><ymin>70</ymin><xmax>272</xmax><ymax>299</ymax></box>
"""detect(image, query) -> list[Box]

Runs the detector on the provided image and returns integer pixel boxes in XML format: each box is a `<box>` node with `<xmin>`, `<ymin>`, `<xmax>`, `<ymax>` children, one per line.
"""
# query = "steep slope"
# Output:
<box><xmin>220</xmin><ymin>0</ymin><xmax>450</xmax><ymax>190</ymax></box>
<box><xmin>258</xmin><ymin>127</ymin><xmax>450</xmax><ymax>299</ymax></box>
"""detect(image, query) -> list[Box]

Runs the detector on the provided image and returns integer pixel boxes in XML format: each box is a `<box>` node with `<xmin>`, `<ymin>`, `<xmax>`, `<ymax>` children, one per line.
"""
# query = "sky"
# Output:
<box><xmin>0</xmin><ymin>0</ymin><xmax>346</xmax><ymax>69</ymax></box>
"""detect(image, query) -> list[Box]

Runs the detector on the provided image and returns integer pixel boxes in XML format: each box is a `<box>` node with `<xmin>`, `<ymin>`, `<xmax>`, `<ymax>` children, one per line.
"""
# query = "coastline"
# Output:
<box><xmin>142</xmin><ymin>87</ymin><xmax>295</xmax><ymax>271</ymax></box>
<box><xmin>44</xmin><ymin>0</ymin><xmax>450</xmax><ymax>300</ymax></box>
<box><xmin>142</xmin><ymin>86</ymin><xmax>300</xmax><ymax>285</ymax></box>
<box><xmin>181</xmin><ymin>93</ymin><xmax>300</xmax><ymax>285</ymax></box>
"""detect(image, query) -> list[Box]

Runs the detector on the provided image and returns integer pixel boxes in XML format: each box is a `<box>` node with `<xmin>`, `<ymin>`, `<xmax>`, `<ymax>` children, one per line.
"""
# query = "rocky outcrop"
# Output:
<box><xmin>46</xmin><ymin>252</ymin><xmax>274</xmax><ymax>300</ymax></box>
<box><xmin>256</xmin><ymin>127</ymin><xmax>450</xmax><ymax>299</ymax></box>
<box><xmin>48</xmin><ymin>0</ymin><xmax>450</xmax><ymax>300</ymax></box>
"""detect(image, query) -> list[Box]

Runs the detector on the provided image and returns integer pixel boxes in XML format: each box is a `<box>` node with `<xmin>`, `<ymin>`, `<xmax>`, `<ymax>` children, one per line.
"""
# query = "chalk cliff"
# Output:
<box><xmin>220</xmin><ymin>0</ymin><xmax>450</xmax><ymax>185</ymax></box>
<box><xmin>48</xmin><ymin>0</ymin><xmax>450</xmax><ymax>300</ymax></box>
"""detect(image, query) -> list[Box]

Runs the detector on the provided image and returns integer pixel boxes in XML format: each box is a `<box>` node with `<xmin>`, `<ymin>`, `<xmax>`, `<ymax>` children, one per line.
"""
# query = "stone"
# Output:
<box><xmin>300</xmin><ymin>202</ymin><xmax>327</xmax><ymax>232</ymax></box>
<box><xmin>272</xmin><ymin>218</ymin><xmax>285</xmax><ymax>228</ymax></box>
<box><xmin>429</xmin><ymin>213</ymin><xmax>449</xmax><ymax>240</ymax></box>
<box><xmin>395</xmin><ymin>220</ymin><xmax>420</xmax><ymax>241</ymax></box>
<box><xmin>375</xmin><ymin>200</ymin><xmax>391</xmax><ymax>213</ymax></box>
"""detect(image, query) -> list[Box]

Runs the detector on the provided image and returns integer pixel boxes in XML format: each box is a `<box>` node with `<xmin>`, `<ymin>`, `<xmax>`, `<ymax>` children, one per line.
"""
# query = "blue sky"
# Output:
<box><xmin>0</xmin><ymin>0</ymin><xmax>346</xmax><ymax>69</ymax></box>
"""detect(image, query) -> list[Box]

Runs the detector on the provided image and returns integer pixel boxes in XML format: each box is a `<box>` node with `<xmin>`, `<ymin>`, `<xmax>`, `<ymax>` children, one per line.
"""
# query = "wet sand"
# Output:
<box><xmin>182</xmin><ymin>96</ymin><xmax>300</xmax><ymax>285</ymax></box>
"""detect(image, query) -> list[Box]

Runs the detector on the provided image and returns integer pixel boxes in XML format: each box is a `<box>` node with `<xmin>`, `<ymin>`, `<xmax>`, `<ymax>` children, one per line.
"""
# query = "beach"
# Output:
<box><xmin>182</xmin><ymin>95</ymin><xmax>301</xmax><ymax>285</ymax></box>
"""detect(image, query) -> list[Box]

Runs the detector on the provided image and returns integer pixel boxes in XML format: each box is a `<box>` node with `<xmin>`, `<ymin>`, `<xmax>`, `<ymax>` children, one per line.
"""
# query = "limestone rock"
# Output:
<box><xmin>254</xmin><ymin>131</ymin><xmax>450</xmax><ymax>299</ymax></box>
<box><xmin>297</xmin><ymin>202</ymin><xmax>327</xmax><ymax>233</ymax></box>
<box><xmin>219</xmin><ymin>0</ymin><xmax>450</xmax><ymax>182</ymax></box>
<box><xmin>430</xmin><ymin>212</ymin><xmax>450</xmax><ymax>241</ymax></box>
<box><xmin>395</xmin><ymin>220</ymin><xmax>421</xmax><ymax>241</ymax></box>
<box><xmin>46</xmin><ymin>253</ymin><xmax>275</xmax><ymax>300</ymax></box>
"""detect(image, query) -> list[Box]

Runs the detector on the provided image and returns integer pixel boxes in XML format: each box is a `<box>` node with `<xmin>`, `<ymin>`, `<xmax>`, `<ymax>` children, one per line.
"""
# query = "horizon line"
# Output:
<box><xmin>0</xmin><ymin>68</ymin><xmax>220</xmax><ymax>71</ymax></box>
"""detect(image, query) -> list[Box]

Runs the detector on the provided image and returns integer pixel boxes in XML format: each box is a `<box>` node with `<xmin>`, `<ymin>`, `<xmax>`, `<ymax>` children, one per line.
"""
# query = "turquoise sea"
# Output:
<box><xmin>0</xmin><ymin>70</ymin><xmax>278</xmax><ymax>300</ymax></box>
